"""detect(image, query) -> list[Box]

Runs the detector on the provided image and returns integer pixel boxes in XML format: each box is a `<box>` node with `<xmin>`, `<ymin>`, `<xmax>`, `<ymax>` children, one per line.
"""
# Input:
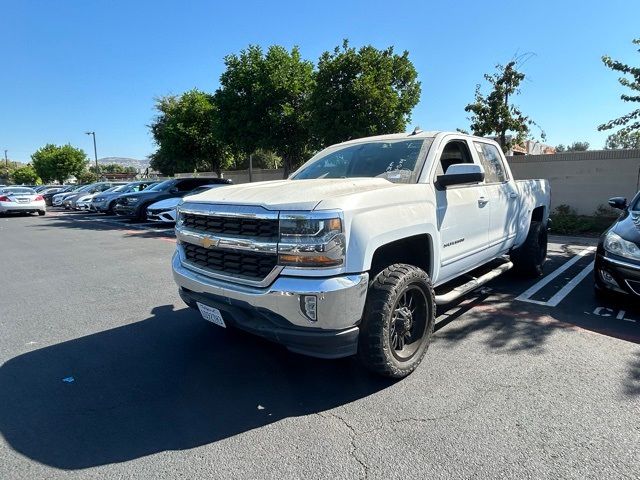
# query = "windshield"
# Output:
<box><xmin>1</xmin><ymin>187</ymin><xmax>36</xmax><ymax>195</ymax></box>
<box><xmin>292</xmin><ymin>139</ymin><xmax>431</xmax><ymax>183</ymax></box>
<box><xmin>145</xmin><ymin>180</ymin><xmax>173</xmax><ymax>192</ymax></box>
<box><xmin>632</xmin><ymin>192</ymin><xmax>640</xmax><ymax>211</ymax></box>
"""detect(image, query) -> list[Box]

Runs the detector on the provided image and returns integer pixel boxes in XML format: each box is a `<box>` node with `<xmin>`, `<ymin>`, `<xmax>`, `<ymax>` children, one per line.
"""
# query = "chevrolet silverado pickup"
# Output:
<box><xmin>172</xmin><ymin>131</ymin><xmax>550</xmax><ymax>377</ymax></box>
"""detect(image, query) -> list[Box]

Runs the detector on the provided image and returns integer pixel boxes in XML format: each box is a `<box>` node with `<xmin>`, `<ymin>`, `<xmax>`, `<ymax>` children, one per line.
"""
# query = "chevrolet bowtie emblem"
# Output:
<box><xmin>201</xmin><ymin>237</ymin><xmax>219</xmax><ymax>249</ymax></box>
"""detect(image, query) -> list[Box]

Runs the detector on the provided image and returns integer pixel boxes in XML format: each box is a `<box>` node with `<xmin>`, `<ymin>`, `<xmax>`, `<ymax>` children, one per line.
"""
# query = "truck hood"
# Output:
<box><xmin>185</xmin><ymin>178</ymin><xmax>399</xmax><ymax>210</ymax></box>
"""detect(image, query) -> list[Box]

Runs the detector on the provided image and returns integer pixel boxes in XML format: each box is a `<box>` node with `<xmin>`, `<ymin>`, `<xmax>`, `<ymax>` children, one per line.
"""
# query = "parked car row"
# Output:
<box><xmin>48</xmin><ymin>177</ymin><xmax>233</xmax><ymax>222</ymax></box>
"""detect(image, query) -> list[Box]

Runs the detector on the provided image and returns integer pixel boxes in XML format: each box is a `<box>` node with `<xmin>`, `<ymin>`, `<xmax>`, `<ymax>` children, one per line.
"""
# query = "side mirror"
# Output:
<box><xmin>437</xmin><ymin>164</ymin><xmax>485</xmax><ymax>187</ymax></box>
<box><xmin>169</xmin><ymin>187</ymin><xmax>179</xmax><ymax>194</ymax></box>
<box><xmin>608</xmin><ymin>197</ymin><xmax>628</xmax><ymax>210</ymax></box>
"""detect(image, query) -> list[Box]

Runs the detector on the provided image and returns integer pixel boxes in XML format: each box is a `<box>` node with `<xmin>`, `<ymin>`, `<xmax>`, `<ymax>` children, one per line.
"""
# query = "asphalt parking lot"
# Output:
<box><xmin>1</xmin><ymin>210</ymin><xmax>638</xmax><ymax>479</ymax></box>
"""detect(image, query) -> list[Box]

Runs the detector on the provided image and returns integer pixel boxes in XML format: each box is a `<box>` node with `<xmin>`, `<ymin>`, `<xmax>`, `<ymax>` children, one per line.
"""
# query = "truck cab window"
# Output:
<box><xmin>437</xmin><ymin>140</ymin><xmax>474</xmax><ymax>176</ymax></box>
<box><xmin>474</xmin><ymin>142</ymin><xmax>508</xmax><ymax>183</ymax></box>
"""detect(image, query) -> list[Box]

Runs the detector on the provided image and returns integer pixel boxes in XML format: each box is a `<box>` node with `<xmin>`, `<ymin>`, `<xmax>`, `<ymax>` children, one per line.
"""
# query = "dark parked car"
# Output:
<box><xmin>594</xmin><ymin>192</ymin><xmax>640</xmax><ymax>299</ymax></box>
<box><xmin>90</xmin><ymin>180</ymin><xmax>158</xmax><ymax>214</ymax></box>
<box><xmin>42</xmin><ymin>185</ymin><xmax>76</xmax><ymax>206</ymax></box>
<box><xmin>114</xmin><ymin>177</ymin><xmax>232</xmax><ymax>220</ymax></box>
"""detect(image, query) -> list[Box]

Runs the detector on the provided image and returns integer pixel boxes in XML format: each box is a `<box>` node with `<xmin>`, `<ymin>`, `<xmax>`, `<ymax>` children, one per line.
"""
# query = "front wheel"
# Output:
<box><xmin>38</xmin><ymin>210</ymin><xmax>46</xmax><ymax>216</ymax></box>
<box><xmin>357</xmin><ymin>264</ymin><xmax>435</xmax><ymax>378</ymax></box>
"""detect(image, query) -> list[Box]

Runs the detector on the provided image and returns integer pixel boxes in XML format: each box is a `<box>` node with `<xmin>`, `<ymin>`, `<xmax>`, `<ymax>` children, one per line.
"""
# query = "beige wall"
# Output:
<box><xmin>221</xmin><ymin>168</ymin><xmax>285</xmax><ymax>184</ymax></box>
<box><xmin>507</xmin><ymin>150</ymin><xmax>640</xmax><ymax>215</ymax></box>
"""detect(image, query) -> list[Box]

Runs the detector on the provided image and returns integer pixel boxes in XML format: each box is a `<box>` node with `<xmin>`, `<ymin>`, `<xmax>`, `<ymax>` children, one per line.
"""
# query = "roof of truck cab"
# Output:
<box><xmin>332</xmin><ymin>131</ymin><xmax>500</xmax><ymax>148</ymax></box>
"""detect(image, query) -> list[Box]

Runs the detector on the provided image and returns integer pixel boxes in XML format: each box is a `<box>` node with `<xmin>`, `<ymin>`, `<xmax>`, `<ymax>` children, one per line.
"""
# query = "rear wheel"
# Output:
<box><xmin>357</xmin><ymin>264</ymin><xmax>435</xmax><ymax>378</ymax></box>
<box><xmin>511</xmin><ymin>221</ymin><xmax>547</xmax><ymax>278</ymax></box>
<box><xmin>38</xmin><ymin>210</ymin><xmax>46</xmax><ymax>216</ymax></box>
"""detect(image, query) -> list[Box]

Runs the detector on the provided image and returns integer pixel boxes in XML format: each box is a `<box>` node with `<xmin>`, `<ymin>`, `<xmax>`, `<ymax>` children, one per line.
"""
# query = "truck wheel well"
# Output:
<box><xmin>369</xmin><ymin>235</ymin><xmax>431</xmax><ymax>279</ymax></box>
<box><xmin>531</xmin><ymin>206</ymin><xmax>545</xmax><ymax>223</ymax></box>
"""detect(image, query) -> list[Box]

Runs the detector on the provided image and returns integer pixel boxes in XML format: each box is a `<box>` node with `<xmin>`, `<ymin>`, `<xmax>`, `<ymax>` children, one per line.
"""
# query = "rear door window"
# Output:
<box><xmin>473</xmin><ymin>142</ymin><xmax>508</xmax><ymax>183</ymax></box>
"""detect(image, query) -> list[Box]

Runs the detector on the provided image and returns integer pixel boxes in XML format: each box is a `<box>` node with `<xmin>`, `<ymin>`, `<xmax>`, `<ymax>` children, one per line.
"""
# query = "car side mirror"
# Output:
<box><xmin>169</xmin><ymin>187</ymin><xmax>179</xmax><ymax>194</ymax></box>
<box><xmin>608</xmin><ymin>197</ymin><xmax>628</xmax><ymax>210</ymax></box>
<box><xmin>437</xmin><ymin>164</ymin><xmax>485</xmax><ymax>187</ymax></box>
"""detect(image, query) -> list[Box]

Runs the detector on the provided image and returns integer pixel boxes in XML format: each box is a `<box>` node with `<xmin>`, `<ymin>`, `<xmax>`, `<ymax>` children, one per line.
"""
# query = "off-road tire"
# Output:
<box><xmin>357</xmin><ymin>264</ymin><xmax>435</xmax><ymax>378</ymax></box>
<box><xmin>511</xmin><ymin>221</ymin><xmax>547</xmax><ymax>278</ymax></box>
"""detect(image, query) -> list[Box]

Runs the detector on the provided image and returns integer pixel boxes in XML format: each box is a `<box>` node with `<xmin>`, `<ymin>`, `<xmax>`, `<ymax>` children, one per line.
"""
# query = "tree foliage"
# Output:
<box><xmin>89</xmin><ymin>163</ymin><xmax>137</xmax><ymax>175</ymax></box>
<box><xmin>31</xmin><ymin>144</ymin><xmax>87</xmax><ymax>184</ymax></box>
<box><xmin>556</xmin><ymin>141</ymin><xmax>589</xmax><ymax>152</ymax></box>
<box><xmin>216</xmin><ymin>45</ymin><xmax>315</xmax><ymax>175</ymax></box>
<box><xmin>310</xmin><ymin>40</ymin><xmax>421</xmax><ymax>147</ymax></box>
<box><xmin>465</xmin><ymin>61</ymin><xmax>544</xmax><ymax>153</ymax></box>
<box><xmin>604</xmin><ymin>130</ymin><xmax>640</xmax><ymax>149</ymax></box>
<box><xmin>11</xmin><ymin>165</ymin><xmax>41</xmax><ymax>184</ymax></box>
<box><xmin>230</xmin><ymin>149</ymin><xmax>282</xmax><ymax>170</ymax></box>
<box><xmin>76</xmin><ymin>170</ymin><xmax>98</xmax><ymax>184</ymax></box>
<box><xmin>149</xmin><ymin>89</ymin><xmax>233</xmax><ymax>176</ymax></box>
<box><xmin>598</xmin><ymin>38</ymin><xmax>640</xmax><ymax>134</ymax></box>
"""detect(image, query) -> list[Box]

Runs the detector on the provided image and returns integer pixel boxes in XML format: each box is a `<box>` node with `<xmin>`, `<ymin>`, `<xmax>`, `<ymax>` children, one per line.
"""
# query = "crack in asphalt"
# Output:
<box><xmin>317</xmin><ymin>411</ymin><xmax>369</xmax><ymax>480</ymax></box>
<box><xmin>315</xmin><ymin>383</ymin><xmax>527</xmax><ymax>478</ymax></box>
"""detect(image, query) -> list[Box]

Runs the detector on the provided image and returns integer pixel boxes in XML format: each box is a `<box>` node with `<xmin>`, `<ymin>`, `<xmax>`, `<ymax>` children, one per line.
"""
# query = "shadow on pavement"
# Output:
<box><xmin>625</xmin><ymin>351</ymin><xmax>640</xmax><ymax>397</ymax></box>
<box><xmin>0</xmin><ymin>305</ymin><xmax>392</xmax><ymax>470</ymax></box>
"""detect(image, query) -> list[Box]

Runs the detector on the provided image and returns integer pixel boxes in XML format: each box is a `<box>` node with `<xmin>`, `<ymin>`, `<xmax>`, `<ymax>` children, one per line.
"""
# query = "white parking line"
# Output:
<box><xmin>545</xmin><ymin>260</ymin><xmax>595</xmax><ymax>307</ymax></box>
<box><xmin>515</xmin><ymin>246</ymin><xmax>596</xmax><ymax>306</ymax></box>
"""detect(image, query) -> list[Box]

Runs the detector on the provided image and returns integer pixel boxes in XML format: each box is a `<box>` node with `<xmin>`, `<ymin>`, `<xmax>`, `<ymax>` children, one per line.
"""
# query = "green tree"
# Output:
<box><xmin>149</xmin><ymin>89</ymin><xmax>233</xmax><ymax>176</ymax></box>
<box><xmin>310</xmin><ymin>40</ymin><xmax>421</xmax><ymax>147</ymax></box>
<box><xmin>605</xmin><ymin>130</ymin><xmax>640</xmax><ymax>149</ymax></box>
<box><xmin>598</xmin><ymin>38</ymin><xmax>640</xmax><ymax>135</ymax></box>
<box><xmin>11</xmin><ymin>165</ymin><xmax>41</xmax><ymax>184</ymax></box>
<box><xmin>31</xmin><ymin>144</ymin><xmax>87</xmax><ymax>184</ymax></box>
<box><xmin>89</xmin><ymin>163</ymin><xmax>137</xmax><ymax>175</ymax></box>
<box><xmin>76</xmin><ymin>170</ymin><xmax>98</xmax><ymax>183</ymax></box>
<box><xmin>216</xmin><ymin>45</ymin><xmax>315</xmax><ymax>175</ymax></box>
<box><xmin>465</xmin><ymin>61</ymin><xmax>545</xmax><ymax>153</ymax></box>
<box><xmin>559</xmin><ymin>141</ymin><xmax>590</xmax><ymax>152</ymax></box>
<box><xmin>229</xmin><ymin>149</ymin><xmax>283</xmax><ymax>170</ymax></box>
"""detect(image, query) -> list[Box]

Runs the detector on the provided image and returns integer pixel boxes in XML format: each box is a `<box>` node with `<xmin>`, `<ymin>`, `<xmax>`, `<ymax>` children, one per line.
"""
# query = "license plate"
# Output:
<box><xmin>17</xmin><ymin>199</ymin><xmax>28</xmax><ymax>203</ymax></box>
<box><xmin>196</xmin><ymin>302</ymin><xmax>226</xmax><ymax>328</ymax></box>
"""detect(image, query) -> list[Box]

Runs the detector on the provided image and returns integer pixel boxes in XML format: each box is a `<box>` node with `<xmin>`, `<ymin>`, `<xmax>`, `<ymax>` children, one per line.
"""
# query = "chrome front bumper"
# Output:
<box><xmin>172</xmin><ymin>251</ymin><xmax>368</xmax><ymax>331</ymax></box>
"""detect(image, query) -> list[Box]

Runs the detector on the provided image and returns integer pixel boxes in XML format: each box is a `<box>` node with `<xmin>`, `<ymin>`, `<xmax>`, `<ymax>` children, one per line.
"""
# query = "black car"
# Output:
<box><xmin>42</xmin><ymin>185</ymin><xmax>76</xmax><ymax>206</ymax></box>
<box><xmin>594</xmin><ymin>192</ymin><xmax>640</xmax><ymax>299</ymax></box>
<box><xmin>114</xmin><ymin>177</ymin><xmax>232</xmax><ymax>220</ymax></box>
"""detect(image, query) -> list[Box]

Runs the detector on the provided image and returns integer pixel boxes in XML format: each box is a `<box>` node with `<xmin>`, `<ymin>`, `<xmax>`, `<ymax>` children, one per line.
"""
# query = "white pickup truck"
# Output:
<box><xmin>172</xmin><ymin>131</ymin><xmax>550</xmax><ymax>377</ymax></box>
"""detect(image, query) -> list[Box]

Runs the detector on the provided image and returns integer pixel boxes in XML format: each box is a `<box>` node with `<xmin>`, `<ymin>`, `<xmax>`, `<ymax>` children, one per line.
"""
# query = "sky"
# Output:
<box><xmin>2</xmin><ymin>0</ymin><xmax>639</xmax><ymax>163</ymax></box>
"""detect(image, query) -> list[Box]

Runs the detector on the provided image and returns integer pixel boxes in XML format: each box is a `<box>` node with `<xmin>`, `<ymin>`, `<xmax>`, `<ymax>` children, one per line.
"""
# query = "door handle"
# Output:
<box><xmin>478</xmin><ymin>196</ymin><xmax>489</xmax><ymax>206</ymax></box>
<box><xmin>509</xmin><ymin>192</ymin><xmax>519</xmax><ymax>199</ymax></box>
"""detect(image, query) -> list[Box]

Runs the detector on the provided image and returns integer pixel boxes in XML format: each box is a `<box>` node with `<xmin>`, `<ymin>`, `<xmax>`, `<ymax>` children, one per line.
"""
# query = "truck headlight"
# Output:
<box><xmin>278</xmin><ymin>213</ymin><xmax>345</xmax><ymax>267</ymax></box>
<box><xmin>604</xmin><ymin>231</ymin><xmax>640</xmax><ymax>261</ymax></box>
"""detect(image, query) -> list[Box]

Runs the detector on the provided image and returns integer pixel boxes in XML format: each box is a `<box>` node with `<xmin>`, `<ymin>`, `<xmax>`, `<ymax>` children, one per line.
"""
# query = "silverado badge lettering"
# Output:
<box><xmin>443</xmin><ymin>238</ymin><xmax>465</xmax><ymax>248</ymax></box>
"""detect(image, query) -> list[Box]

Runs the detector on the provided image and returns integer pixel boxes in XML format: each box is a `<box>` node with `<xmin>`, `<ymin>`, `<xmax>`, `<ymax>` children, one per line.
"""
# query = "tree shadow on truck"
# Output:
<box><xmin>0</xmin><ymin>305</ymin><xmax>392</xmax><ymax>470</ymax></box>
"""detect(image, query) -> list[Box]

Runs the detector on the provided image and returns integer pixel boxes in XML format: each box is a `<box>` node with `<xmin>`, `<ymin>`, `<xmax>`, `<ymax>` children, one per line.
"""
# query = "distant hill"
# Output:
<box><xmin>97</xmin><ymin>157</ymin><xmax>149</xmax><ymax>171</ymax></box>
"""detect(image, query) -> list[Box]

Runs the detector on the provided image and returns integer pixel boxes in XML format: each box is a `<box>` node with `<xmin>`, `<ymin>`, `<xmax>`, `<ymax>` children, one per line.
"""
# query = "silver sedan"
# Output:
<box><xmin>0</xmin><ymin>187</ymin><xmax>47</xmax><ymax>216</ymax></box>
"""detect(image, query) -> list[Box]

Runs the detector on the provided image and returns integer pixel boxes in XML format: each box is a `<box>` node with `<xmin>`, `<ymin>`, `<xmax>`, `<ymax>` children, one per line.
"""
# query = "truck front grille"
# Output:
<box><xmin>182</xmin><ymin>213</ymin><xmax>278</xmax><ymax>239</ymax></box>
<box><xmin>183</xmin><ymin>243</ymin><xmax>277</xmax><ymax>282</ymax></box>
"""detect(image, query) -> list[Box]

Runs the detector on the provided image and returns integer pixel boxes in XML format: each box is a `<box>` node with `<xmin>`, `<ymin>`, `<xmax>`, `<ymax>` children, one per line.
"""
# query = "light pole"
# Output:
<box><xmin>85</xmin><ymin>131</ymin><xmax>98</xmax><ymax>179</ymax></box>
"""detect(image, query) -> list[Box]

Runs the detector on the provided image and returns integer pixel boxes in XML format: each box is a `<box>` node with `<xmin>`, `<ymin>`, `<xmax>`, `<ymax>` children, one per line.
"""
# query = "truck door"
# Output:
<box><xmin>432</xmin><ymin>137</ymin><xmax>490</xmax><ymax>282</ymax></box>
<box><xmin>472</xmin><ymin>141</ymin><xmax>518</xmax><ymax>252</ymax></box>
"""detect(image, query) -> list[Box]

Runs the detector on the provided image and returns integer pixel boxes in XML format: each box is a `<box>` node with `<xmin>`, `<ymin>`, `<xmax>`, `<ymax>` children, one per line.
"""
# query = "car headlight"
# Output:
<box><xmin>603</xmin><ymin>231</ymin><xmax>640</xmax><ymax>261</ymax></box>
<box><xmin>278</xmin><ymin>212</ymin><xmax>345</xmax><ymax>268</ymax></box>
<box><xmin>94</xmin><ymin>197</ymin><xmax>104</xmax><ymax>202</ymax></box>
